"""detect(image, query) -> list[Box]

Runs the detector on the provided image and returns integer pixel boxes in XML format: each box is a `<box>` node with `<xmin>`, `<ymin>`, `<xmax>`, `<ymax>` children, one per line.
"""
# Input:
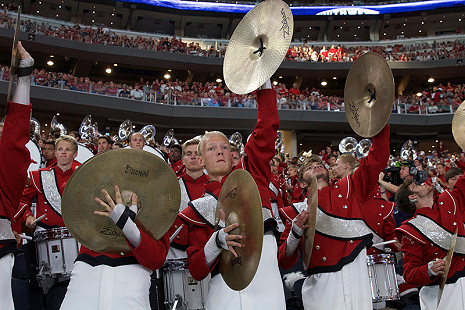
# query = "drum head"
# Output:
<box><xmin>26</xmin><ymin>140</ymin><xmax>43</xmax><ymax>172</ymax></box>
<box><xmin>75</xmin><ymin>143</ymin><xmax>94</xmax><ymax>164</ymax></box>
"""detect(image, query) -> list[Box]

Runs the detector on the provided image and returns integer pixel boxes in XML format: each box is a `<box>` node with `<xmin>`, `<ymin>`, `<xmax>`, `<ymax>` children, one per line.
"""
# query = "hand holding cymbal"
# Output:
<box><xmin>219</xmin><ymin>208</ymin><xmax>244</xmax><ymax>258</ymax></box>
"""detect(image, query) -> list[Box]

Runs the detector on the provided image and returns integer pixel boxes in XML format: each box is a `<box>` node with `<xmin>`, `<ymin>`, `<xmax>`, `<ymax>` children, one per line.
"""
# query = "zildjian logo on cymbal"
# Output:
<box><xmin>279</xmin><ymin>8</ymin><xmax>291</xmax><ymax>39</ymax></box>
<box><xmin>348</xmin><ymin>101</ymin><xmax>361</xmax><ymax>128</ymax></box>
<box><xmin>231</xmin><ymin>256</ymin><xmax>243</xmax><ymax>267</ymax></box>
<box><xmin>100</xmin><ymin>226</ymin><xmax>125</xmax><ymax>239</ymax></box>
<box><xmin>225</xmin><ymin>187</ymin><xmax>238</xmax><ymax>199</ymax></box>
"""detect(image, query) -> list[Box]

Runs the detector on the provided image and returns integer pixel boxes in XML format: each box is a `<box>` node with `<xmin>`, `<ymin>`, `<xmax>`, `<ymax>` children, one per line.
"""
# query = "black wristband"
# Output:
<box><xmin>115</xmin><ymin>208</ymin><xmax>131</xmax><ymax>230</ymax></box>
<box><xmin>291</xmin><ymin>228</ymin><xmax>302</xmax><ymax>239</ymax></box>
<box><xmin>128</xmin><ymin>208</ymin><xmax>136</xmax><ymax>221</ymax></box>
<box><xmin>16</xmin><ymin>66</ymin><xmax>33</xmax><ymax>77</ymax></box>
<box><xmin>215</xmin><ymin>231</ymin><xmax>223</xmax><ymax>249</ymax></box>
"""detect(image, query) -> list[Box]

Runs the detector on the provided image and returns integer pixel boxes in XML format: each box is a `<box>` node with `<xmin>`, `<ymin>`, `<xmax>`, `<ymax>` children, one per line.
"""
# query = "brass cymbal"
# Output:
<box><xmin>452</xmin><ymin>100</ymin><xmax>465</xmax><ymax>150</ymax></box>
<box><xmin>344</xmin><ymin>52</ymin><xmax>394</xmax><ymax>138</ymax></box>
<box><xmin>218</xmin><ymin>169</ymin><xmax>264</xmax><ymax>291</ymax></box>
<box><xmin>62</xmin><ymin>149</ymin><xmax>180</xmax><ymax>254</ymax></box>
<box><xmin>6</xmin><ymin>3</ymin><xmax>22</xmax><ymax>104</ymax></box>
<box><xmin>223</xmin><ymin>0</ymin><xmax>293</xmax><ymax>95</ymax></box>
<box><xmin>302</xmin><ymin>175</ymin><xmax>317</xmax><ymax>270</ymax></box>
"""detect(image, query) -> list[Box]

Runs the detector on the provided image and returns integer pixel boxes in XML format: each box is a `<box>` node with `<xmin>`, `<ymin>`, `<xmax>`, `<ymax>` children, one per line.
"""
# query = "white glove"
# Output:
<box><xmin>109</xmin><ymin>204</ymin><xmax>141</xmax><ymax>248</ymax></box>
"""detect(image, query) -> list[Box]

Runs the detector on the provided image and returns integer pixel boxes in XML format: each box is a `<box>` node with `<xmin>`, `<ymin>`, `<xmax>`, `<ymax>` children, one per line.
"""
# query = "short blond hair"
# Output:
<box><xmin>55</xmin><ymin>135</ymin><xmax>78</xmax><ymax>153</ymax></box>
<box><xmin>197</xmin><ymin>131</ymin><xmax>228</xmax><ymax>157</ymax></box>
<box><xmin>338</xmin><ymin>153</ymin><xmax>358</xmax><ymax>170</ymax></box>
<box><xmin>182</xmin><ymin>138</ymin><xmax>200</xmax><ymax>156</ymax></box>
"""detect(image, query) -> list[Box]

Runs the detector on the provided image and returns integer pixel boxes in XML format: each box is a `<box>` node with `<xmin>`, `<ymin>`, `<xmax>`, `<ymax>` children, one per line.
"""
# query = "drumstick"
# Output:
<box><xmin>19</xmin><ymin>234</ymin><xmax>33</xmax><ymax>241</ymax></box>
<box><xmin>169</xmin><ymin>224</ymin><xmax>184</xmax><ymax>243</ymax></box>
<box><xmin>372</xmin><ymin>240</ymin><xmax>397</xmax><ymax>248</ymax></box>
<box><xmin>33</xmin><ymin>213</ymin><xmax>46</xmax><ymax>223</ymax></box>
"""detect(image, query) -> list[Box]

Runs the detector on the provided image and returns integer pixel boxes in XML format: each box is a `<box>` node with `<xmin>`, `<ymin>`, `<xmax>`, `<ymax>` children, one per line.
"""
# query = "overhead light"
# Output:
<box><xmin>278</xmin><ymin>76</ymin><xmax>282</xmax><ymax>79</ymax></box>
<box><xmin>428</xmin><ymin>78</ymin><xmax>435</xmax><ymax>83</ymax></box>
<box><xmin>50</xmin><ymin>55</ymin><xmax>54</xmax><ymax>58</ymax></box>
<box><xmin>333</xmin><ymin>77</ymin><xmax>337</xmax><ymax>80</ymax></box>
<box><xmin>216</xmin><ymin>78</ymin><xmax>222</xmax><ymax>83</ymax></box>
<box><xmin>47</xmin><ymin>60</ymin><xmax>54</xmax><ymax>66</ymax></box>
<box><xmin>56</xmin><ymin>113</ymin><xmax>60</xmax><ymax>116</ymax></box>
<box><xmin>164</xmin><ymin>74</ymin><xmax>171</xmax><ymax>79</ymax></box>
<box><xmin>321</xmin><ymin>81</ymin><xmax>328</xmax><ymax>86</ymax></box>
<box><xmin>45</xmin><ymin>124</ymin><xmax>48</xmax><ymax>127</ymax></box>
<box><xmin>113</xmin><ymin>63</ymin><xmax>118</xmax><ymax>67</ymax></box>
<box><xmin>132</xmin><ymin>126</ymin><xmax>135</xmax><ymax>129</ymax></box>
<box><xmin>416</xmin><ymin>92</ymin><xmax>422</xmax><ymax>97</ymax></box>
<box><xmin>105</xmin><ymin>68</ymin><xmax>112</xmax><ymax>74</ymax></box>
<box><xmin>272</xmin><ymin>81</ymin><xmax>278</xmax><ymax>86</ymax></box>
<box><xmin>168</xmin><ymin>69</ymin><xmax>172</xmax><ymax>72</ymax></box>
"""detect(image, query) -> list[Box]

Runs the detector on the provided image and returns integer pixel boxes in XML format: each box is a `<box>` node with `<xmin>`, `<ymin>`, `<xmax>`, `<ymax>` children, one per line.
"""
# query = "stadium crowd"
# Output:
<box><xmin>0</xmin><ymin>9</ymin><xmax>464</xmax><ymax>62</ymax></box>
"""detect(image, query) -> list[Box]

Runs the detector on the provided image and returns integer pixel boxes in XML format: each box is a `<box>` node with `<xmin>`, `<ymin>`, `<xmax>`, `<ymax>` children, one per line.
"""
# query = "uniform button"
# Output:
<box><xmin>350</xmin><ymin>240</ymin><xmax>353</xmax><ymax>244</ymax></box>
<box><xmin>338</xmin><ymin>194</ymin><xmax>342</xmax><ymax>198</ymax></box>
<box><xmin>381</xmin><ymin>205</ymin><xmax>384</xmax><ymax>208</ymax></box>
<box><xmin>120</xmin><ymin>252</ymin><xmax>125</xmax><ymax>256</ymax></box>
<box><xmin>453</xmin><ymin>222</ymin><xmax>457</xmax><ymax>226</ymax></box>
<box><xmin>174</xmin><ymin>225</ymin><xmax>178</xmax><ymax>229</ymax></box>
<box><xmin>379</xmin><ymin>213</ymin><xmax>382</xmax><ymax>217</ymax></box>
<box><xmin>431</xmin><ymin>243</ymin><xmax>434</xmax><ymax>247</ymax></box>
<box><xmin>45</xmin><ymin>218</ymin><xmax>48</xmax><ymax>221</ymax></box>
<box><xmin>44</xmin><ymin>202</ymin><xmax>47</xmax><ymax>205</ymax></box>
<box><xmin>448</xmin><ymin>211</ymin><xmax>451</xmax><ymax>214</ymax></box>
<box><xmin>440</xmin><ymin>202</ymin><xmax>444</xmax><ymax>205</ymax></box>
<box><xmin>435</xmin><ymin>252</ymin><xmax>438</xmax><ymax>255</ymax></box>
<box><xmin>334</xmin><ymin>185</ymin><xmax>338</xmax><ymax>189</ymax></box>
<box><xmin>343</xmin><ymin>205</ymin><xmax>348</xmax><ymax>209</ymax></box>
<box><xmin>315</xmin><ymin>245</ymin><xmax>320</xmax><ymax>250</ymax></box>
<box><xmin>377</xmin><ymin>223</ymin><xmax>381</xmax><ymax>226</ymax></box>
<box><xmin>44</xmin><ymin>209</ymin><xmax>47</xmax><ymax>212</ymax></box>
<box><xmin>176</xmin><ymin>236</ymin><xmax>180</xmax><ymax>239</ymax></box>
<box><xmin>322</xmin><ymin>257</ymin><xmax>327</xmax><ymax>262</ymax></box>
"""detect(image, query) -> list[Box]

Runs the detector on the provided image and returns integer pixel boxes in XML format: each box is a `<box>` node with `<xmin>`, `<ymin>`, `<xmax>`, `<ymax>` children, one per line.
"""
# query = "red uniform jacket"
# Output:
<box><xmin>171</xmin><ymin>159</ymin><xmax>186</xmax><ymax>178</ymax></box>
<box><xmin>278</xmin><ymin>125</ymin><xmax>390</xmax><ymax>274</ymax></box>
<box><xmin>16</xmin><ymin>165</ymin><xmax>77</xmax><ymax>228</ymax></box>
<box><xmin>395</xmin><ymin>172</ymin><xmax>465</xmax><ymax>286</ymax></box>
<box><xmin>270</xmin><ymin>172</ymin><xmax>289</xmax><ymax>209</ymax></box>
<box><xmin>169</xmin><ymin>173</ymin><xmax>209</xmax><ymax>251</ymax></box>
<box><xmin>179</xmin><ymin>89</ymin><xmax>279</xmax><ymax>281</ymax></box>
<box><xmin>0</xmin><ymin>102</ymin><xmax>31</xmax><ymax>258</ymax></box>
<box><xmin>362</xmin><ymin>186</ymin><xmax>396</xmax><ymax>255</ymax></box>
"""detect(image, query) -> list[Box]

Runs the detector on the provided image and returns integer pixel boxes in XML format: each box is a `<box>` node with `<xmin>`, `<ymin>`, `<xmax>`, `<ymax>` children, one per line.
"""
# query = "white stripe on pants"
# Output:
<box><xmin>419</xmin><ymin>277</ymin><xmax>465</xmax><ymax>310</ymax></box>
<box><xmin>60</xmin><ymin>261</ymin><xmax>152</xmax><ymax>310</ymax></box>
<box><xmin>0</xmin><ymin>253</ymin><xmax>14</xmax><ymax>310</ymax></box>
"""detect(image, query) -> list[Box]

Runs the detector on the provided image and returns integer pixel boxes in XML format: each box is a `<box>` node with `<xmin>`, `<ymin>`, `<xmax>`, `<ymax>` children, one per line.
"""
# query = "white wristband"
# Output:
<box><xmin>204</xmin><ymin>231</ymin><xmax>222</xmax><ymax>267</ymax></box>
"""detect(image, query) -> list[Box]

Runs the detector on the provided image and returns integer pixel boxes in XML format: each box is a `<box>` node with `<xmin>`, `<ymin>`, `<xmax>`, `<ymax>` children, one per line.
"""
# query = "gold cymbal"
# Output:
<box><xmin>223</xmin><ymin>0</ymin><xmax>293</xmax><ymax>95</ymax></box>
<box><xmin>302</xmin><ymin>175</ymin><xmax>317</xmax><ymax>270</ymax></box>
<box><xmin>62</xmin><ymin>149</ymin><xmax>180</xmax><ymax>254</ymax></box>
<box><xmin>218</xmin><ymin>169</ymin><xmax>264</xmax><ymax>291</ymax></box>
<box><xmin>344</xmin><ymin>52</ymin><xmax>394</xmax><ymax>138</ymax></box>
<box><xmin>452</xmin><ymin>100</ymin><xmax>465</xmax><ymax>150</ymax></box>
<box><xmin>6</xmin><ymin>3</ymin><xmax>22</xmax><ymax>104</ymax></box>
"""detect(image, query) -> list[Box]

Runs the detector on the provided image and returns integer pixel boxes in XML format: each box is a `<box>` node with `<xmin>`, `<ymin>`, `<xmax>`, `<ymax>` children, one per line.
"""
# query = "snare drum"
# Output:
<box><xmin>75</xmin><ymin>143</ymin><xmax>94</xmax><ymax>164</ymax></box>
<box><xmin>35</xmin><ymin>228</ymin><xmax>79</xmax><ymax>287</ymax></box>
<box><xmin>163</xmin><ymin>258</ymin><xmax>210</xmax><ymax>310</ymax></box>
<box><xmin>366</xmin><ymin>254</ymin><xmax>400</xmax><ymax>303</ymax></box>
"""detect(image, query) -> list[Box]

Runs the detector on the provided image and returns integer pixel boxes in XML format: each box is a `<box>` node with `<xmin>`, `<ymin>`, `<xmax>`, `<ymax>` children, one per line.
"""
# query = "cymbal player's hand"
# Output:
<box><xmin>378</xmin><ymin>172</ymin><xmax>385</xmax><ymax>182</ymax></box>
<box><xmin>17</xmin><ymin>41</ymin><xmax>31</xmax><ymax>60</ymax></box>
<box><xmin>429</xmin><ymin>258</ymin><xmax>445</xmax><ymax>275</ymax></box>
<box><xmin>25</xmin><ymin>215</ymin><xmax>36</xmax><ymax>229</ymax></box>
<box><xmin>220</xmin><ymin>209</ymin><xmax>244</xmax><ymax>258</ymax></box>
<box><xmin>94</xmin><ymin>185</ymin><xmax>125</xmax><ymax>217</ymax></box>
<box><xmin>294</xmin><ymin>210</ymin><xmax>308</xmax><ymax>230</ymax></box>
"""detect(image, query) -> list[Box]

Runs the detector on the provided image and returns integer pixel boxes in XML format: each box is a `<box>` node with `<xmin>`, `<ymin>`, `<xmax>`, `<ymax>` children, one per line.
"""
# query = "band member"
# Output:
<box><xmin>179</xmin><ymin>81</ymin><xmax>285</xmax><ymax>310</ymax></box>
<box><xmin>60</xmin><ymin>186</ymin><xmax>169</xmax><ymax>310</ymax></box>
<box><xmin>270</xmin><ymin>159</ymin><xmax>288</xmax><ymax>233</ymax></box>
<box><xmin>231</xmin><ymin>145</ymin><xmax>242</xmax><ymax>167</ymax></box>
<box><xmin>277</xmin><ymin>125</ymin><xmax>390</xmax><ymax>310</ymax></box>
<box><xmin>128</xmin><ymin>132</ymin><xmax>145</xmax><ymax>150</ymax></box>
<box><xmin>0</xmin><ymin>41</ymin><xmax>33</xmax><ymax>310</ymax></box>
<box><xmin>16</xmin><ymin>135</ymin><xmax>79</xmax><ymax>230</ymax></box>
<box><xmin>167</xmin><ymin>138</ymin><xmax>208</xmax><ymax>259</ymax></box>
<box><xmin>43</xmin><ymin>140</ymin><xmax>57</xmax><ymax>167</ymax></box>
<box><xmin>170</xmin><ymin>144</ymin><xmax>185</xmax><ymax>177</ymax></box>
<box><xmin>97</xmin><ymin>135</ymin><xmax>111</xmax><ymax>153</ymax></box>
<box><xmin>395</xmin><ymin>173</ymin><xmax>465</xmax><ymax>310</ymax></box>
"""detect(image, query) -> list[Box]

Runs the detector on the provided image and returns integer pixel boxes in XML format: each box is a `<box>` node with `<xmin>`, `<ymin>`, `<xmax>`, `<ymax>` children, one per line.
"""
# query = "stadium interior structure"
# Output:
<box><xmin>0</xmin><ymin>0</ymin><xmax>464</xmax><ymax>157</ymax></box>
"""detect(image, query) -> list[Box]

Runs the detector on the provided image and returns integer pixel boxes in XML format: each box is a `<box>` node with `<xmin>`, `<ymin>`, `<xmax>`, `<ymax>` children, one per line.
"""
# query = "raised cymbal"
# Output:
<box><xmin>344</xmin><ymin>52</ymin><xmax>394</xmax><ymax>138</ymax></box>
<box><xmin>218</xmin><ymin>169</ymin><xmax>264</xmax><ymax>291</ymax></box>
<box><xmin>62</xmin><ymin>149</ymin><xmax>180</xmax><ymax>254</ymax></box>
<box><xmin>302</xmin><ymin>175</ymin><xmax>317</xmax><ymax>270</ymax></box>
<box><xmin>6</xmin><ymin>3</ymin><xmax>22</xmax><ymax>104</ymax></box>
<box><xmin>223</xmin><ymin>0</ymin><xmax>293</xmax><ymax>95</ymax></box>
<box><xmin>452</xmin><ymin>100</ymin><xmax>465</xmax><ymax>150</ymax></box>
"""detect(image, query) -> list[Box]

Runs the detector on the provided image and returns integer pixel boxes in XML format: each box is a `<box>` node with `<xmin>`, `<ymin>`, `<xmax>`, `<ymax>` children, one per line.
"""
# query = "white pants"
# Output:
<box><xmin>302</xmin><ymin>248</ymin><xmax>372</xmax><ymax>310</ymax></box>
<box><xmin>60</xmin><ymin>261</ymin><xmax>152</xmax><ymax>310</ymax></box>
<box><xmin>206</xmin><ymin>234</ymin><xmax>286</xmax><ymax>310</ymax></box>
<box><xmin>419</xmin><ymin>277</ymin><xmax>465</xmax><ymax>310</ymax></box>
<box><xmin>0</xmin><ymin>253</ymin><xmax>14</xmax><ymax>310</ymax></box>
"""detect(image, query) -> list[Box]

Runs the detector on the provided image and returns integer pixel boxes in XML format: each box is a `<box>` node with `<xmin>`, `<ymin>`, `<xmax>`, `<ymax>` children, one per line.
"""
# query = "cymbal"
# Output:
<box><xmin>218</xmin><ymin>169</ymin><xmax>263</xmax><ymax>291</ymax></box>
<box><xmin>62</xmin><ymin>149</ymin><xmax>180</xmax><ymax>254</ymax></box>
<box><xmin>302</xmin><ymin>175</ymin><xmax>317</xmax><ymax>270</ymax></box>
<box><xmin>452</xmin><ymin>100</ymin><xmax>465</xmax><ymax>150</ymax></box>
<box><xmin>344</xmin><ymin>52</ymin><xmax>394</xmax><ymax>138</ymax></box>
<box><xmin>223</xmin><ymin>0</ymin><xmax>293</xmax><ymax>95</ymax></box>
<box><xmin>438</xmin><ymin>227</ymin><xmax>458</xmax><ymax>306</ymax></box>
<box><xmin>6</xmin><ymin>3</ymin><xmax>22</xmax><ymax>104</ymax></box>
